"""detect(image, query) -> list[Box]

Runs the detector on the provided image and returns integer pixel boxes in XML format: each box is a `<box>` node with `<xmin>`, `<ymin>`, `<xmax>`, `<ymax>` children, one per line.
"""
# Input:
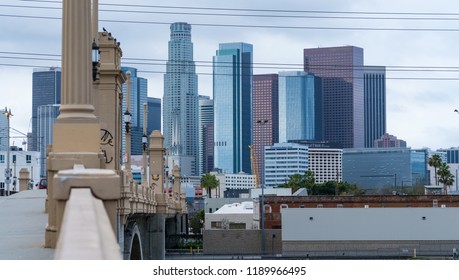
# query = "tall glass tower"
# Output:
<box><xmin>31</xmin><ymin>67</ymin><xmax>61</xmax><ymax>152</ymax></box>
<box><xmin>198</xmin><ymin>96</ymin><xmax>214</xmax><ymax>175</ymax></box>
<box><xmin>121</xmin><ymin>66</ymin><xmax>148</xmax><ymax>156</ymax></box>
<box><xmin>213</xmin><ymin>42</ymin><xmax>253</xmax><ymax>174</ymax></box>
<box><xmin>163</xmin><ymin>22</ymin><xmax>199</xmax><ymax>175</ymax></box>
<box><xmin>364</xmin><ymin>66</ymin><xmax>386</xmax><ymax>148</ymax></box>
<box><xmin>278</xmin><ymin>71</ymin><xmax>323</xmax><ymax>143</ymax></box>
<box><xmin>37</xmin><ymin>104</ymin><xmax>59</xmax><ymax>177</ymax></box>
<box><xmin>304</xmin><ymin>46</ymin><xmax>364</xmax><ymax>148</ymax></box>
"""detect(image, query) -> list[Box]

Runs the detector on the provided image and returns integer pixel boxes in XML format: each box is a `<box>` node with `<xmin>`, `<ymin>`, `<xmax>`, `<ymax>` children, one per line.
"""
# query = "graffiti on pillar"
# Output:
<box><xmin>100</xmin><ymin>129</ymin><xmax>114</xmax><ymax>164</ymax></box>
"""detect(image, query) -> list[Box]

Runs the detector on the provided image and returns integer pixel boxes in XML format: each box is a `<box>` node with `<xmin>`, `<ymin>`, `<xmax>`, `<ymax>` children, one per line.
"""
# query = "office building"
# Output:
<box><xmin>0</xmin><ymin>109</ymin><xmax>7</xmax><ymax>151</ymax></box>
<box><xmin>213</xmin><ymin>42</ymin><xmax>253</xmax><ymax>174</ymax></box>
<box><xmin>303</xmin><ymin>46</ymin><xmax>364</xmax><ymax>148</ymax></box>
<box><xmin>278</xmin><ymin>71</ymin><xmax>322</xmax><ymax>143</ymax></box>
<box><xmin>199</xmin><ymin>96</ymin><xmax>214</xmax><ymax>174</ymax></box>
<box><xmin>374</xmin><ymin>133</ymin><xmax>407</xmax><ymax>148</ymax></box>
<box><xmin>147</xmin><ymin>97</ymin><xmax>161</xmax><ymax>135</ymax></box>
<box><xmin>163</xmin><ymin>22</ymin><xmax>199</xmax><ymax>175</ymax></box>
<box><xmin>308</xmin><ymin>147</ymin><xmax>343</xmax><ymax>184</ymax></box>
<box><xmin>364</xmin><ymin>66</ymin><xmax>386</xmax><ymax>148</ymax></box>
<box><xmin>31</xmin><ymin>67</ymin><xmax>61</xmax><ymax>152</ymax></box>
<box><xmin>264</xmin><ymin>143</ymin><xmax>308</xmax><ymax>188</ymax></box>
<box><xmin>253</xmin><ymin>74</ymin><xmax>279</xmax><ymax>186</ymax></box>
<box><xmin>343</xmin><ymin>147</ymin><xmax>415</xmax><ymax>191</ymax></box>
<box><xmin>37</xmin><ymin>104</ymin><xmax>59</xmax><ymax>177</ymax></box>
<box><xmin>121</xmin><ymin>66</ymin><xmax>148</xmax><ymax>155</ymax></box>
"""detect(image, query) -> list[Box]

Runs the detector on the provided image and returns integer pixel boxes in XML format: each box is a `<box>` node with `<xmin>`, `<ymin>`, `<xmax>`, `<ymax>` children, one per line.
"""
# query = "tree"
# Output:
<box><xmin>200</xmin><ymin>173</ymin><xmax>219</xmax><ymax>198</ymax></box>
<box><xmin>437</xmin><ymin>162</ymin><xmax>454</xmax><ymax>195</ymax></box>
<box><xmin>304</xmin><ymin>170</ymin><xmax>315</xmax><ymax>188</ymax></box>
<box><xmin>189</xmin><ymin>210</ymin><xmax>205</xmax><ymax>235</ymax></box>
<box><xmin>428</xmin><ymin>154</ymin><xmax>442</xmax><ymax>185</ymax></box>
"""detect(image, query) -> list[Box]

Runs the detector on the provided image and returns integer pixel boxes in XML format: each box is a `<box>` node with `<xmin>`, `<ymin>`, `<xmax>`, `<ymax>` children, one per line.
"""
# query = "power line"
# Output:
<box><xmin>2</xmin><ymin>51</ymin><xmax>459</xmax><ymax>72</ymax></box>
<box><xmin>6</xmin><ymin>3</ymin><xmax>459</xmax><ymax>21</ymax></box>
<box><xmin>18</xmin><ymin>0</ymin><xmax>459</xmax><ymax>17</ymax></box>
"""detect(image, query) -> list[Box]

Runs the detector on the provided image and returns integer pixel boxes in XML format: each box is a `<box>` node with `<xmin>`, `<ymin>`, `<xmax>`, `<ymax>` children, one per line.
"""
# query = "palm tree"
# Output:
<box><xmin>437</xmin><ymin>162</ymin><xmax>454</xmax><ymax>195</ymax></box>
<box><xmin>200</xmin><ymin>173</ymin><xmax>219</xmax><ymax>198</ymax></box>
<box><xmin>428</xmin><ymin>154</ymin><xmax>442</xmax><ymax>185</ymax></box>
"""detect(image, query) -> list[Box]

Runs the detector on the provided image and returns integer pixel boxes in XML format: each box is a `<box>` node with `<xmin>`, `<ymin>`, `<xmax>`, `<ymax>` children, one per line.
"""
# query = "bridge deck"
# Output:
<box><xmin>0</xmin><ymin>190</ymin><xmax>54</xmax><ymax>260</ymax></box>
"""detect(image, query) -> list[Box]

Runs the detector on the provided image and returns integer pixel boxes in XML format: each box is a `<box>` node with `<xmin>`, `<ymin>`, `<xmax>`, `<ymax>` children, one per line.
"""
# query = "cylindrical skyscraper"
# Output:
<box><xmin>163</xmin><ymin>22</ymin><xmax>199</xmax><ymax>176</ymax></box>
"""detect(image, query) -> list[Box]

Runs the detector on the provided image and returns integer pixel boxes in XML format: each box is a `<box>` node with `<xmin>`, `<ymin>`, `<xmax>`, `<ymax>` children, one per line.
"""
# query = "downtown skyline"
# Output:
<box><xmin>2</xmin><ymin>0</ymin><xmax>459</xmax><ymax>150</ymax></box>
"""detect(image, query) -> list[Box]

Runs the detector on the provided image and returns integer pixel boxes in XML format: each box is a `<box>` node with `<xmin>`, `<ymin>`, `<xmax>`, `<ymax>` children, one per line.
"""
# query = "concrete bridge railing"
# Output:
<box><xmin>53</xmin><ymin>164</ymin><xmax>122</xmax><ymax>260</ymax></box>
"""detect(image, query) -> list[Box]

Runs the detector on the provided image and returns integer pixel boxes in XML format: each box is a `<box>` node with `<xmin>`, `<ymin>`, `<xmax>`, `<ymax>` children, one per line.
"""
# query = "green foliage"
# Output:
<box><xmin>437</xmin><ymin>162</ymin><xmax>454</xmax><ymax>194</ymax></box>
<box><xmin>279</xmin><ymin>171</ymin><xmax>365</xmax><ymax>196</ymax></box>
<box><xmin>428</xmin><ymin>154</ymin><xmax>442</xmax><ymax>185</ymax></box>
<box><xmin>200</xmin><ymin>173</ymin><xmax>219</xmax><ymax>198</ymax></box>
<box><xmin>189</xmin><ymin>210</ymin><xmax>204</xmax><ymax>235</ymax></box>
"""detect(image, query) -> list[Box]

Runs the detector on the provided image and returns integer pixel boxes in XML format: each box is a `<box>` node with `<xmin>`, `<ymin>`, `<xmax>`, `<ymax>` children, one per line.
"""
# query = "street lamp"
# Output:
<box><xmin>3</xmin><ymin>107</ymin><xmax>13</xmax><ymax>196</ymax></box>
<box><xmin>256</xmin><ymin>119</ymin><xmax>269</xmax><ymax>256</ymax></box>
<box><xmin>123</xmin><ymin>110</ymin><xmax>131</xmax><ymax>134</ymax></box>
<box><xmin>91</xmin><ymin>39</ymin><xmax>100</xmax><ymax>81</ymax></box>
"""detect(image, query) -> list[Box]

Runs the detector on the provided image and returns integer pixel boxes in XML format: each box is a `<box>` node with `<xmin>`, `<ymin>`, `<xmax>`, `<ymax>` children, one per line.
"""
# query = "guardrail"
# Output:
<box><xmin>53</xmin><ymin>164</ymin><xmax>122</xmax><ymax>260</ymax></box>
<box><xmin>55</xmin><ymin>188</ymin><xmax>122</xmax><ymax>259</ymax></box>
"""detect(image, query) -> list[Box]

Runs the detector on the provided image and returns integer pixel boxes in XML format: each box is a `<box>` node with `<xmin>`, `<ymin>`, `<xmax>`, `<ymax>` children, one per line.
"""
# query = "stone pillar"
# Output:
<box><xmin>46</xmin><ymin>0</ymin><xmax>105</xmax><ymax>248</ymax></box>
<box><xmin>18</xmin><ymin>168</ymin><xmax>30</xmax><ymax>192</ymax></box>
<box><xmin>93</xmin><ymin>30</ymin><xmax>125</xmax><ymax>171</ymax></box>
<box><xmin>148</xmin><ymin>130</ymin><xmax>165</xmax><ymax>194</ymax></box>
<box><xmin>172</xmin><ymin>165</ymin><xmax>181</xmax><ymax>203</ymax></box>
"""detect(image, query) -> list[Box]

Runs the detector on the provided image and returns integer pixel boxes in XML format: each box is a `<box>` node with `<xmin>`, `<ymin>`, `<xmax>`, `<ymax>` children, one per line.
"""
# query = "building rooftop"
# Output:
<box><xmin>214</xmin><ymin>201</ymin><xmax>254</xmax><ymax>214</ymax></box>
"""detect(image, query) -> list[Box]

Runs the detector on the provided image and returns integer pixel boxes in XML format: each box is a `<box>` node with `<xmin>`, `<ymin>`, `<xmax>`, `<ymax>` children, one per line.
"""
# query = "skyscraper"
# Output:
<box><xmin>163</xmin><ymin>22</ymin><xmax>199</xmax><ymax>175</ymax></box>
<box><xmin>278</xmin><ymin>71</ymin><xmax>322</xmax><ymax>143</ymax></box>
<box><xmin>253</xmin><ymin>74</ymin><xmax>279</xmax><ymax>185</ymax></box>
<box><xmin>303</xmin><ymin>46</ymin><xmax>364</xmax><ymax>148</ymax></box>
<box><xmin>0</xmin><ymin>109</ymin><xmax>7</xmax><ymax>151</ymax></box>
<box><xmin>213</xmin><ymin>42</ymin><xmax>253</xmax><ymax>174</ymax></box>
<box><xmin>198</xmin><ymin>96</ymin><xmax>214</xmax><ymax>175</ymax></box>
<box><xmin>31</xmin><ymin>67</ymin><xmax>61</xmax><ymax>152</ymax></box>
<box><xmin>147</xmin><ymin>97</ymin><xmax>161</xmax><ymax>135</ymax></box>
<box><xmin>364</xmin><ymin>66</ymin><xmax>386</xmax><ymax>148</ymax></box>
<box><xmin>37</xmin><ymin>104</ymin><xmax>59</xmax><ymax>177</ymax></box>
<box><xmin>121</xmin><ymin>66</ymin><xmax>148</xmax><ymax>155</ymax></box>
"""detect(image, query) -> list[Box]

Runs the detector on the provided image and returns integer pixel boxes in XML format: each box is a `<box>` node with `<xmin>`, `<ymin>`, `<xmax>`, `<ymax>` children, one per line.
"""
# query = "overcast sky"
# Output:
<box><xmin>2</xmin><ymin>0</ymin><xmax>459</xmax><ymax>150</ymax></box>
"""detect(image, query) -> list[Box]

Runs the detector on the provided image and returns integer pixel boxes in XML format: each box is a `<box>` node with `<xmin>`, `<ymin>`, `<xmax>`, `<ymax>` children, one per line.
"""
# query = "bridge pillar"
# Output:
<box><xmin>148</xmin><ymin>214</ymin><xmax>166</xmax><ymax>260</ymax></box>
<box><xmin>18</xmin><ymin>168</ymin><xmax>30</xmax><ymax>192</ymax></box>
<box><xmin>45</xmin><ymin>0</ymin><xmax>104</xmax><ymax>248</ymax></box>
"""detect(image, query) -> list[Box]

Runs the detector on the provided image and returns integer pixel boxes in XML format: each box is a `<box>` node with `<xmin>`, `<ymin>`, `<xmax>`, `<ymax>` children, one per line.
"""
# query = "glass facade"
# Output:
<box><xmin>343</xmin><ymin>148</ymin><xmax>412</xmax><ymax>191</ymax></box>
<box><xmin>147</xmin><ymin>97</ymin><xmax>161</xmax><ymax>135</ymax></box>
<box><xmin>364</xmin><ymin>66</ymin><xmax>386</xmax><ymax>148</ymax></box>
<box><xmin>121</xmin><ymin>66</ymin><xmax>148</xmax><ymax>155</ymax></box>
<box><xmin>198</xmin><ymin>96</ymin><xmax>214</xmax><ymax>174</ymax></box>
<box><xmin>278</xmin><ymin>71</ymin><xmax>322</xmax><ymax>143</ymax></box>
<box><xmin>31</xmin><ymin>67</ymin><xmax>61</xmax><ymax>152</ymax></box>
<box><xmin>0</xmin><ymin>109</ymin><xmax>7</xmax><ymax>151</ymax></box>
<box><xmin>411</xmin><ymin>149</ymin><xmax>428</xmax><ymax>185</ymax></box>
<box><xmin>213</xmin><ymin>42</ymin><xmax>253</xmax><ymax>174</ymax></box>
<box><xmin>304</xmin><ymin>46</ymin><xmax>364</xmax><ymax>148</ymax></box>
<box><xmin>163</xmin><ymin>22</ymin><xmax>199</xmax><ymax>175</ymax></box>
<box><xmin>37</xmin><ymin>104</ymin><xmax>59</xmax><ymax>177</ymax></box>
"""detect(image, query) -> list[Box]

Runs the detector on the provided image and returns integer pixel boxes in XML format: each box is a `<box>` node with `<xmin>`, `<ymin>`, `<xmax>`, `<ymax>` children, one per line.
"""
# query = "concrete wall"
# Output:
<box><xmin>203</xmin><ymin>229</ymin><xmax>281</xmax><ymax>255</ymax></box>
<box><xmin>282</xmin><ymin>208</ymin><xmax>459</xmax><ymax>257</ymax></box>
<box><xmin>282</xmin><ymin>208</ymin><xmax>459</xmax><ymax>241</ymax></box>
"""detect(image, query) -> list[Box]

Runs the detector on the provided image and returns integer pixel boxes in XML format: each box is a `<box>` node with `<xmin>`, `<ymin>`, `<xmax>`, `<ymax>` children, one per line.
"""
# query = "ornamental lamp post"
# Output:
<box><xmin>3</xmin><ymin>107</ymin><xmax>13</xmax><ymax>196</ymax></box>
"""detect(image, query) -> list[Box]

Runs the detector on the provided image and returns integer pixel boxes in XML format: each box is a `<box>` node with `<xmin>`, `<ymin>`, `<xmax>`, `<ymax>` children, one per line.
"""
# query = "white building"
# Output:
<box><xmin>308</xmin><ymin>148</ymin><xmax>342</xmax><ymax>183</ymax></box>
<box><xmin>214</xmin><ymin>172</ymin><xmax>256</xmax><ymax>198</ymax></box>
<box><xmin>282</xmin><ymin>207</ymin><xmax>459</xmax><ymax>257</ymax></box>
<box><xmin>0</xmin><ymin>150</ymin><xmax>41</xmax><ymax>192</ymax></box>
<box><xmin>264</xmin><ymin>143</ymin><xmax>308</xmax><ymax>188</ymax></box>
<box><xmin>205</xmin><ymin>201</ymin><xmax>256</xmax><ymax>230</ymax></box>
